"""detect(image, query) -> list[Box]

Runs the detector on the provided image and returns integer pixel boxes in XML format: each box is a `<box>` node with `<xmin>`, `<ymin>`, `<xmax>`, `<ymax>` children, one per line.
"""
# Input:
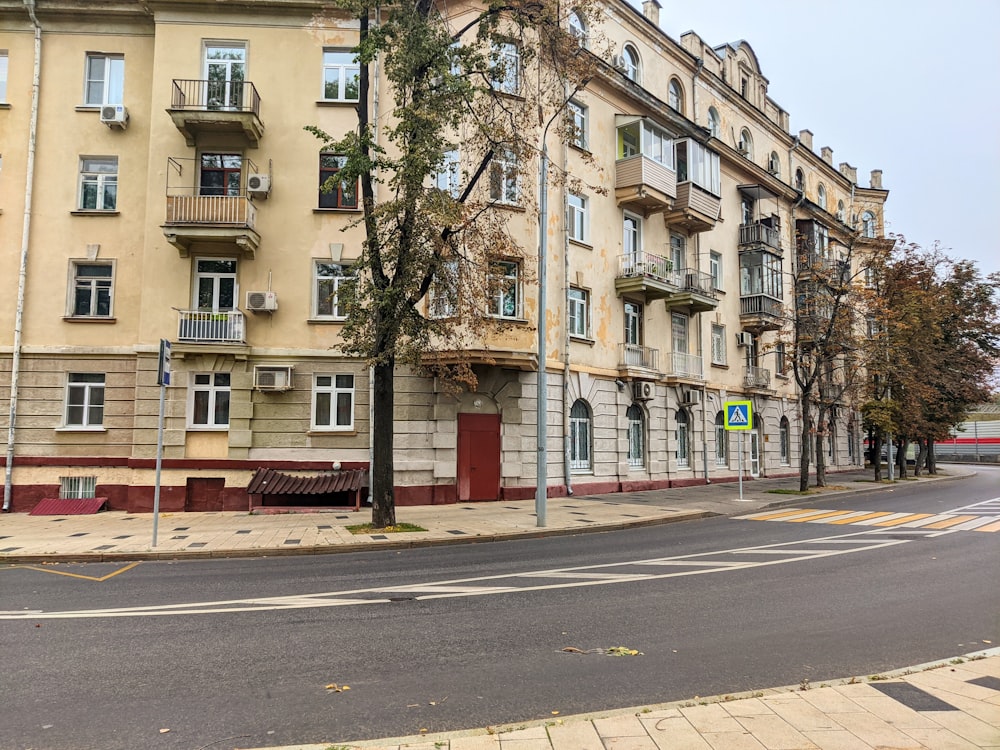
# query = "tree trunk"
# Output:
<box><xmin>814</xmin><ymin>409</ymin><xmax>827</xmax><ymax>487</ymax></box>
<box><xmin>369</xmin><ymin>358</ymin><xmax>397</xmax><ymax>528</ymax></box>
<box><xmin>798</xmin><ymin>396</ymin><xmax>811</xmax><ymax>491</ymax></box>
<box><xmin>913</xmin><ymin>438</ymin><xmax>927</xmax><ymax>477</ymax></box>
<box><xmin>927</xmin><ymin>439</ymin><xmax>937</xmax><ymax>474</ymax></box>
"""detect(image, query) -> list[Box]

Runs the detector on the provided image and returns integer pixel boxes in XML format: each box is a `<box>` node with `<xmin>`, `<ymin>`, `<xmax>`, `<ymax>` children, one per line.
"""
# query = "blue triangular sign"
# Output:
<box><xmin>728</xmin><ymin>406</ymin><xmax>748</xmax><ymax>425</ymax></box>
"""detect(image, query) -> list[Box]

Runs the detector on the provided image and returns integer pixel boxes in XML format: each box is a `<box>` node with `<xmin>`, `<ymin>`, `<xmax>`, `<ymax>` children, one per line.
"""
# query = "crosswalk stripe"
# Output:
<box><xmin>744</xmin><ymin>508</ymin><xmax>822</xmax><ymax>521</ymax></box>
<box><xmin>923</xmin><ymin>515</ymin><xmax>978</xmax><ymax>529</ymax></box>
<box><xmin>871</xmin><ymin>513</ymin><xmax>934</xmax><ymax>527</ymax></box>
<box><xmin>975</xmin><ymin>519</ymin><xmax>1000</xmax><ymax>532</ymax></box>
<box><xmin>828</xmin><ymin>512</ymin><xmax>893</xmax><ymax>524</ymax></box>
<box><xmin>787</xmin><ymin>510</ymin><xmax>859</xmax><ymax>523</ymax></box>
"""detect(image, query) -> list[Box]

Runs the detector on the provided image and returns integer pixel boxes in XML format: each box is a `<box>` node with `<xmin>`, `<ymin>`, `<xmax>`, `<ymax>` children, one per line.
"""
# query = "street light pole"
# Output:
<box><xmin>536</xmin><ymin>141</ymin><xmax>549</xmax><ymax>528</ymax></box>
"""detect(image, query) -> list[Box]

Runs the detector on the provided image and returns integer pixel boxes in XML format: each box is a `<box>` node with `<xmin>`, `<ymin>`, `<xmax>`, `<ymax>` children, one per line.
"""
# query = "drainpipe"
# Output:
<box><xmin>692</xmin><ymin>58</ymin><xmax>703</xmax><ymax>127</ymax></box>
<box><xmin>4</xmin><ymin>0</ymin><xmax>41</xmax><ymax>512</ymax></box>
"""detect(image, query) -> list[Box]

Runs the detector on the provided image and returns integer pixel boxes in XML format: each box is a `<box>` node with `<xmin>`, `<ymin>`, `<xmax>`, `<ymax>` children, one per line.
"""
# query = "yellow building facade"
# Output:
<box><xmin>0</xmin><ymin>0</ymin><xmax>888</xmax><ymax>512</ymax></box>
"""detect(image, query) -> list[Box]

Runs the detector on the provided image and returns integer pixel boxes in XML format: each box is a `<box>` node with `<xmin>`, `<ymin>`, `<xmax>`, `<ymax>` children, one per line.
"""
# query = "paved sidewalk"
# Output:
<box><xmin>0</xmin><ymin>468</ymin><xmax>972</xmax><ymax>563</ymax></box>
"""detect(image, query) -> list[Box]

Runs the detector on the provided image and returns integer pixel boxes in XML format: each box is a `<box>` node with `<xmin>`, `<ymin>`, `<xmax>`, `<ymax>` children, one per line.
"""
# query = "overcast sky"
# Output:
<box><xmin>645</xmin><ymin>0</ymin><xmax>1000</xmax><ymax>278</ymax></box>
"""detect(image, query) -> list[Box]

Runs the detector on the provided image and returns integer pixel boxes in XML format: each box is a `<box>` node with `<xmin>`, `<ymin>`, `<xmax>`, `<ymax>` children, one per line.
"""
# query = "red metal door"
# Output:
<box><xmin>457</xmin><ymin>413</ymin><xmax>501</xmax><ymax>501</ymax></box>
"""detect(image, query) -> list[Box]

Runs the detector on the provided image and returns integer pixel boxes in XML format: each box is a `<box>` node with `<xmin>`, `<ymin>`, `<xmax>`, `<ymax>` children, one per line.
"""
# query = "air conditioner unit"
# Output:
<box><xmin>632</xmin><ymin>381</ymin><xmax>653</xmax><ymax>401</ymax></box>
<box><xmin>246</xmin><ymin>290</ymin><xmax>278</xmax><ymax>312</ymax></box>
<box><xmin>682</xmin><ymin>389</ymin><xmax>702</xmax><ymax>405</ymax></box>
<box><xmin>611</xmin><ymin>54</ymin><xmax>627</xmax><ymax>72</ymax></box>
<box><xmin>736</xmin><ymin>332</ymin><xmax>754</xmax><ymax>347</ymax></box>
<box><xmin>247</xmin><ymin>173</ymin><xmax>271</xmax><ymax>197</ymax></box>
<box><xmin>100</xmin><ymin>104</ymin><xmax>129</xmax><ymax>129</ymax></box>
<box><xmin>254</xmin><ymin>365</ymin><xmax>293</xmax><ymax>392</ymax></box>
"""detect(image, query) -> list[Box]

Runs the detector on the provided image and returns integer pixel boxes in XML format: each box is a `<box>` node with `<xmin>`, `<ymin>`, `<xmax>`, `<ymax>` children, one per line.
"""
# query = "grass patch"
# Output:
<box><xmin>346</xmin><ymin>522</ymin><xmax>427</xmax><ymax>534</ymax></box>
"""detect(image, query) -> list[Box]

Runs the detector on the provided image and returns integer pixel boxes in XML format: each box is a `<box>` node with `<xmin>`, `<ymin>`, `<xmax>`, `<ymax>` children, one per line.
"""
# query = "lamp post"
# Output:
<box><xmin>536</xmin><ymin>138</ymin><xmax>550</xmax><ymax>528</ymax></box>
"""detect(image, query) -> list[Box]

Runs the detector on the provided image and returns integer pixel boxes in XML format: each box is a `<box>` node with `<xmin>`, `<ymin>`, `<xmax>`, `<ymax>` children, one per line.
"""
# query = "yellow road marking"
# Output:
<box><xmin>747</xmin><ymin>508</ymin><xmax>822</xmax><ymax>521</ymax></box>
<box><xmin>828</xmin><ymin>512</ymin><xmax>893</xmax><ymax>524</ymax></box>
<box><xmin>924</xmin><ymin>515</ymin><xmax>978</xmax><ymax>530</ymax></box>
<box><xmin>975</xmin><ymin>519</ymin><xmax>1000</xmax><ymax>532</ymax></box>
<box><xmin>872</xmin><ymin>513</ymin><xmax>934</xmax><ymax>527</ymax></box>
<box><xmin>10</xmin><ymin>561</ymin><xmax>141</xmax><ymax>582</ymax></box>
<box><xmin>786</xmin><ymin>510</ymin><xmax>857</xmax><ymax>523</ymax></box>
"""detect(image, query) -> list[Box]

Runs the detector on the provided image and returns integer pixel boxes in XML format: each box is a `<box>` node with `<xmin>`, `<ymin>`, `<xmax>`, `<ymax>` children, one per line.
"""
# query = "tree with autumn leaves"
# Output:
<box><xmin>308</xmin><ymin>0</ymin><xmax>603</xmax><ymax>527</ymax></box>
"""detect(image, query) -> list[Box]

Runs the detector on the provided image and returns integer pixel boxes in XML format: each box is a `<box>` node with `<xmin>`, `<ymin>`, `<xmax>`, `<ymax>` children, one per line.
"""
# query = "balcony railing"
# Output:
<box><xmin>619</xmin><ymin>251</ymin><xmax>674</xmax><ymax>283</ymax></box>
<box><xmin>177</xmin><ymin>310</ymin><xmax>245</xmax><ymax>344</ymax></box>
<box><xmin>170</xmin><ymin>79</ymin><xmax>261</xmax><ymax>115</ymax></box>
<box><xmin>666</xmin><ymin>351</ymin><xmax>703</xmax><ymax>379</ymax></box>
<box><xmin>619</xmin><ymin>343</ymin><xmax>659</xmax><ymax>371</ymax></box>
<box><xmin>165</xmin><ymin>192</ymin><xmax>257</xmax><ymax>227</ymax></box>
<box><xmin>739</xmin><ymin>221</ymin><xmax>781</xmax><ymax>250</ymax></box>
<box><xmin>740</xmin><ymin>294</ymin><xmax>783</xmax><ymax>317</ymax></box>
<box><xmin>744</xmin><ymin>366</ymin><xmax>771</xmax><ymax>389</ymax></box>
<box><xmin>677</xmin><ymin>268</ymin><xmax>717</xmax><ymax>298</ymax></box>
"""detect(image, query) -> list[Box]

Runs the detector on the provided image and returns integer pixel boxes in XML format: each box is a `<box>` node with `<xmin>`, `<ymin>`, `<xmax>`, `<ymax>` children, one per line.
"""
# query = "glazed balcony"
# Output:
<box><xmin>744</xmin><ymin>365</ymin><xmax>772</xmax><ymax>390</ymax></box>
<box><xmin>664</xmin><ymin>351</ymin><xmax>704</xmax><ymax>381</ymax></box>
<box><xmin>739</xmin><ymin>293</ymin><xmax>784</xmax><ymax>332</ymax></box>
<box><xmin>663</xmin><ymin>181</ymin><xmax>721</xmax><ymax>233</ymax></box>
<box><xmin>618</xmin><ymin>343</ymin><xmax>660</xmax><ymax>378</ymax></box>
<box><xmin>168</xmin><ymin>79</ymin><xmax>264</xmax><ymax>147</ymax></box>
<box><xmin>163</xmin><ymin>189</ymin><xmax>260</xmax><ymax>258</ymax></box>
<box><xmin>177</xmin><ymin>310</ymin><xmax>245</xmax><ymax>344</ymax></box>
<box><xmin>615</xmin><ymin>154</ymin><xmax>676</xmax><ymax>215</ymax></box>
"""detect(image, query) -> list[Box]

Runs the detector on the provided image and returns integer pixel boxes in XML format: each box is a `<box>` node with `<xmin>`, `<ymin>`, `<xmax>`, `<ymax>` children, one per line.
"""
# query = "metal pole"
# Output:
<box><xmin>535</xmin><ymin>143</ymin><xmax>548</xmax><ymax>527</ymax></box>
<box><xmin>151</xmin><ymin>380</ymin><xmax>165</xmax><ymax>547</ymax></box>
<box><xmin>738</xmin><ymin>431</ymin><xmax>744</xmax><ymax>500</ymax></box>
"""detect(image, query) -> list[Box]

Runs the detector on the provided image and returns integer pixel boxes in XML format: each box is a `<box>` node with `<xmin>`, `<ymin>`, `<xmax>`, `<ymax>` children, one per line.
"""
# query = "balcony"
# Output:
<box><xmin>664</xmin><ymin>351</ymin><xmax>704</xmax><ymax>381</ymax></box>
<box><xmin>615</xmin><ymin>255</ymin><xmax>718</xmax><ymax>312</ymax></box>
<box><xmin>615</xmin><ymin>154</ymin><xmax>676</xmax><ymax>216</ymax></box>
<box><xmin>177</xmin><ymin>310</ymin><xmax>245</xmax><ymax>344</ymax></box>
<box><xmin>739</xmin><ymin>221</ymin><xmax>782</xmax><ymax>252</ymax></box>
<box><xmin>168</xmin><ymin>79</ymin><xmax>264</xmax><ymax>147</ymax></box>
<box><xmin>744</xmin><ymin>365</ymin><xmax>772</xmax><ymax>390</ymax></box>
<box><xmin>618</xmin><ymin>343</ymin><xmax>660</xmax><ymax>378</ymax></box>
<box><xmin>740</xmin><ymin>294</ymin><xmax>783</xmax><ymax>332</ymax></box>
<box><xmin>163</xmin><ymin>190</ymin><xmax>260</xmax><ymax>258</ymax></box>
<box><xmin>667</xmin><ymin>268</ymin><xmax>720</xmax><ymax>313</ymax></box>
<box><xmin>663</xmin><ymin>182</ymin><xmax>721</xmax><ymax>233</ymax></box>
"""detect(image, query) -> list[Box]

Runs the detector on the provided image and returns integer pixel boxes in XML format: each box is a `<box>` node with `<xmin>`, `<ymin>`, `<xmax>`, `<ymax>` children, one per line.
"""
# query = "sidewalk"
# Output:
<box><xmin>0</xmin><ymin>468</ymin><xmax>974</xmax><ymax>564</ymax></box>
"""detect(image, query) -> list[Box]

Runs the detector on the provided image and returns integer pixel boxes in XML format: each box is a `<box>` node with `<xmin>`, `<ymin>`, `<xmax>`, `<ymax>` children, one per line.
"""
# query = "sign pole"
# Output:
<box><xmin>724</xmin><ymin>400</ymin><xmax>752</xmax><ymax>502</ymax></box>
<box><xmin>152</xmin><ymin>339</ymin><xmax>171</xmax><ymax>548</ymax></box>
<box><xmin>738</xmin><ymin>431</ymin><xmax>744</xmax><ymax>501</ymax></box>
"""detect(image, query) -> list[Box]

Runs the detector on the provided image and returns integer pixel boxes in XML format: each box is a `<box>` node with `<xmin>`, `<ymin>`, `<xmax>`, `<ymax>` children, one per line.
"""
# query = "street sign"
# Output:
<box><xmin>157</xmin><ymin>339</ymin><xmax>171</xmax><ymax>386</ymax></box>
<box><xmin>725</xmin><ymin>400</ymin><xmax>753</xmax><ymax>431</ymax></box>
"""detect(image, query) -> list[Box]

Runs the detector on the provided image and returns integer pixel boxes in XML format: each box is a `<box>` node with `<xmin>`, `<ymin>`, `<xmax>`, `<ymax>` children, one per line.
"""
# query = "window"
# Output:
<box><xmin>489</xmin><ymin>148</ymin><xmax>519</xmax><ymax>204</ymax></box>
<box><xmin>674</xmin><ymin>138</ymin><xmax>721</xmax><ymax>196</ymax></box>
<box><xmin>836</xmin><ymin>200</ymin><xmax>845</xmax><ymax>221</ymax></box>
<box><xmin>623</xmin><ymin>212</ymin><xmax>641</xmax><ymax>258</ymax></box>
<box><xmin>322</xmin><ymin>49</ymin><xmax>360</xmax><ymax>102</ymax></box>
<box><xmin>715</xmin><ymin>411</ymin><xmax>727</xmax><ymax>465</ymax></box>
<box><xmin>861</xmin><ymin>211</ymin><xmax>876</xmax><ymax>238</ymax></box>
<box><xmin>435</xmin><ymin>149</ymin><xmax>461</xmax><ymax>197</ymax></box>
<box><xmin>568</xmin><ymin>11</ymin><xmax>587</xmax><ymax>44</ymax></box>
<box><xmin>707</xmin><ymin>107</ymin><xmax>720</xmax><ymax>138</ymax></box>
<box><xmin>78</xmin><ymin>157</ymin><xmax>117</xmax><ymax>211</ymax></box>
<box><xmin>190</xmin><ymin>373</ymin><xmax>230</xmax><ymax>428</ymax></box>
<box><xmin>738</xmin><ymin>128</ymin><xmax>753</xmax><ymax>160</ymax></box>
<box><xmin>312</xmin><ymin>374</ymin><xmax>355</xmax><ymax>430</ymax></box>
<box><xmin>768</xmin><ymin>151</ymin><xmax>781</xmax><ymax>176</ymax></box>
<box><xmin>60</xmin><ymin>476</ymin><xmax>97</xmax><ymax>499</ymax></box>
<box><xmin>488</xmin><ymin>260</ymin><xmax>521</xmax><ymax>319</ymax></box>
<box><xmin>624</xmin><ymin>300</ymin><xmax>642</xmax><ymax>346</ymax></box>
<box><xmin>740</xmin><ymin>77</ymin><xmax>749</xmax><ymax>98</ymax></box>
<box><xmin>319</xmin><ymin>153</ymin><xmax>358</xmax><ymax>208</ymax></box>
<box><xmin>491</xmin><ymin>42</ymin><xmax>520</xmax><ymax>94</ymax></box>
<box><xmin>84</xmin><ymin>54</ymin><xmax>124</xmax><ymax>106</ymax></box>
<box><xmin>817</xmin><ymin>183</ymin><xmax>827</xmax><ymax>210</ymax></box>
<box><xmin>740</xmin><ymin>251</ymin><xmax>783</xmax><ymax>300</ymax></box>
<box><xmin>709</xmin><ymin>252</ymin><xmax>722</xmax><ymax>290</ymax></box>
<box><xmin>775</xmin><ymin>342</ymin><xmax>788</xmax><ymax>376</ymax></box>
<box><xmin>0</xmin><ymin>51</ymin><xmax>7</xmax><ymax>102</ymax></box>
<box><xmin>429</xmin><ymin>258</ymin><xmax>458</xmax><ymax>318</ymax></box>
<box><xmin>194</xmin><ymin>258</ymin><xmax>237</xmax><ymax>311</ymax></box>
<box><xmin>65</xmin><ymin>373</ymin><xmax>105</xmax><ymax>427</ymax></box>
<box><xmin>711</xmin><ymin>324</ymin><xmax>726</xmax><ymax>366</ymax></box>
<box><xmin>200</xmin><ymin>153</ymin><xmax>241</xmax><ymax>197</ymax></box>
<box><xmin>569</xmin><ymin>399</ymin><xmax>592</xmax><ymax>471</ymax></box>
<box><xmin>668</xmin><ymin>78</ymin><xmax>683</xmax><ymax>113</ymax></box>
<box><xmin>314</xmin><ymin>261</ymin><xmax>354</xmax><ymax>319</ymax></box>
<box><xmin>204</xmin><ymin>44</ymin><xmax>246</xmax><ymax>110</ymax></box>
<box><xmin>567</xmin><ymin>100</ymin><xmax>588</xmax><ymax>150</ymax></box>
<box><xmin>621</xmin><ymin>44</ymin><xmax>640</xmax><ymax>82</ymax></box>
<box><xmin>568</xmin><ymin>192</ymin><xmax>588</xmax><ymax>243</ymax></box>
<box><xmin>617</xmin><ymin>118</ymin><xmax>672</xmax><ymax>166</ymax></box>
<box><xmin>71</xmin><ymin>262</ymin><xmax>113</xmax><ymax>317</ymax></box>
<box><xmin>627</xmin><ymin>404</ymin><xmax>645</xmax><ymax>468</ymax></box>
<box><xmin>794</xmin><ymin>168</ymin><xmax>805</xmax><ymax>192</ymax></box>
<box><xmin>568</xmin><ymin>286</ymin><xmax>589</xmax><ymax>338</ymax></box>
<box><xmin>669</xmin><ymin>234</ymin><xmax>686</xmax><ymax>273</ymax></box>
<box><xmin>675</xmin><ymin>409</ymin><xmax>689</xmax><ymax>467</ymax></box>
<box><xmin>779</xmin><ymin>416</ymin><xmax>790</xmax><ymax>465</ymax></box>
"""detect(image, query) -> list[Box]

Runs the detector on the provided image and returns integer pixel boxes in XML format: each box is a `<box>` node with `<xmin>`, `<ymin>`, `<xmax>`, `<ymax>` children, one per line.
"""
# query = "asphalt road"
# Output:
<box><xmin>3</xmin><ymin>466</ymin><xmax>998</xmax><ymax>750</ymax></box>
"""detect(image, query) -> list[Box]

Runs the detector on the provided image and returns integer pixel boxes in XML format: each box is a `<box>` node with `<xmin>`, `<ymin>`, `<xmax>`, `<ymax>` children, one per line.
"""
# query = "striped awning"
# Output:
<box><xmin>246</xmin><ymin>468</ymin><xmax>367</xmax><ymax>496</ymax></box>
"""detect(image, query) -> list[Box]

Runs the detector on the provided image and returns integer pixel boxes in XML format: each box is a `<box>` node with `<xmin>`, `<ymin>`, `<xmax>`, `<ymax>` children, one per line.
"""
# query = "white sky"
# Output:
<box><xmin>645</xmin><ymin>0</ymin><xmax>1000</xmax><ymax>278</ymax></box>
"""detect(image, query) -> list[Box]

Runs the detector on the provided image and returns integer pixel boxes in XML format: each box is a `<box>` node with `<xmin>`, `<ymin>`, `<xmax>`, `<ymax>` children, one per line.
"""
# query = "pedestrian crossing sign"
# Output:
<box><xmin>725</xmin><ymin>400</ymin><xmax>753</xmax><ymax>430</ymax></box>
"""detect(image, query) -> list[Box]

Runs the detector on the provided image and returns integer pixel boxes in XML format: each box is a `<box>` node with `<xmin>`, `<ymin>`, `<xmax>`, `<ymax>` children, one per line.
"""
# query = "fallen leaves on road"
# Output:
<box><xmin>325</xmin><ymin>683</ymin><xmax>351</xmax><ymax>692</ymax></box>
<box><xmin>561</xmin><ymin>645</ymin><xmax>643</xmax><ymax>656</ymax></box>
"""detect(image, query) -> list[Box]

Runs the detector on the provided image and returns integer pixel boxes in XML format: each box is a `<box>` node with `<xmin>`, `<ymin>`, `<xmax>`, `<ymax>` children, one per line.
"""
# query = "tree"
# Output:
<box><xmin>309</xmin><ymin>0</ymin><xmax>601</xmax><ymax>527</ymax></box>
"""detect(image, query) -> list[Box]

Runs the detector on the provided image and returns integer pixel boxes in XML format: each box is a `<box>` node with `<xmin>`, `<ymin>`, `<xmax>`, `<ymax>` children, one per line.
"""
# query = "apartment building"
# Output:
<box><xmin>0</xmin><ymin>0</ymin><xmax>888</xmax><ymax>512</ymax></box>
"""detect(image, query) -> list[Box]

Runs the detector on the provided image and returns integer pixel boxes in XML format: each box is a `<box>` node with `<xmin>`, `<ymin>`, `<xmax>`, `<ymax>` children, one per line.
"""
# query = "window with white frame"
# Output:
<box><xmin>78</xmin><ymin>157</ymin><xmax>118</xmax><ymax>211</ymax></box>
<box><xmin>488</xmin><ymin>260</ymin><xmax>521</xmax><ymax>319</ymax></box>
<box><xmin>711</xmin><ymin>324</ymin><xmax>726</xmax><ymax>365</ymax></box>
<box><xmin>0</xmin><ymin>51</ymin><xmax>7</xmax><ymax>103</ymax></box>
<box><xmin>429</xmin><ymin>258</ymin><xmax>458</xmax><ymax>318</ymax></box>
<box><xmin>322</xmin><ymin>49</ymin><xmax>360</xmax><ymax>102</ymax></box>
<box><xmin>621</xmin><ymin>44</ymin><xmax>640</xmax><ymax>82</ymax></box>
<box><xmin>491</xmin><ymin>41</ymin><xmax>520</xmax><ymax>94</ymax></box>
<box><xmin>70</xmin><ymin>261</ymin><xmax>114</xmax><ymax>318</ymax></box>
<box><xmin>194</xmin><ymin>258</ymin><xmax>237</xmax><ymax>311</ymax></box>
<box><xmin>709</xmin><ymin>251</ymin><xmax>722</xmax><ymax>290</ymax></box>
<box><xmin>624</xmin><ymin>300</ymin><xmax>642</xmax><ymax>346</ymax></box>
<box><xmin>775</xmin><ymin>341</ymin><xmax>788</xmax><ymax>376</ymax></box>
<box><xmin>65</xmin><ymin>373</ymin><xmax>105</xmax><ymax>428</ymax></box>
<box><xmin>674</xmin><ymin>139</ymin><xmax>721</xmax><ymax>196</ymax></box>
<box><xmin>837</xmin><ymin>200</ymin><xmax>846</xmax><ymax>221</ymax></box>
<box><xmin>568</xmin><ymin>11</ymin><xmax>587</xmax><ymax>45</ymax></box>
<box><xmin>768</xmin><ymin>151</ymin><xmax>781</xmax><ymax>176</ymax></box>
<box><xmin>668</xmin><ymin>78</ymin><xmax>683</xmax><ymax>113</ymax></box>
<box><xmin>435</xmin><ymin>149</ymin><xmax>461</xmax><ymax>197</ymax></box>
<box><xmin>617</xmin><ymin>118</ymin><xmax>672</xmax><ymax>166</ymax></box>
<box><xmin>489</xmin><ymin>148</ymin><xmax>519</xmax><ymax>204</ymax></box>
<box><xmin>738</xmin><ymin>128</ymin><xmax>753</xmax><ymax>159</ymax></box>
<box><xmin>715</xmin><ymin>411</ymin><xmax>727</xmax><ymax>465</ymax></box>
<box><xmin>675</xmin><ymin>409</ymin><xmax>689</xmax><ymax>467</ymax></box>
<box><xmin>189</xmin><ymin>372</ymin><xmax>230</xmax><ymax>428</ymax></box>
<box><xmin>84</xmin><ymin>53</ymin><xmax>124</xmax><ymax>106</ymax></box>
<box><xmin>818</xmin><ymin>183</ymin><xmax>827</xmax><ymax>210</ymax></box>
<box><xmin>779</xmin><ymin>416</ymin><xmax>790</xmax><ymax>465</ymax></box>
<box><xmin>568</xmin><ymin>286</ymin><xmax>589</xmax><ymax>338</ymax></box>
<box><xmin>568</xmin><ymin>192</ymin><xmax>588</xmax><ymax>243</ymax></box>
<box><xmin>60</xmin><ymin>476</ymin><xmax>97</xmax><ymax>499</ymax></box>
<box><xmin>312</xmin><ymin>373</ymin><xmax>355</xmax><ymax>430</ymax></box>
<box><xmin>314</xmin><ymin>261</ymin><xmax>354</xmax><ymax>319</ymax></box>
<box><xmin>627</xmin><ymin>403</ymin><xmax>645</xmax><ymax>468</ymax></box>
<box><xmin>794</xmin><ymin>168</ymin><xmax>805</xmax><ymax>191</ymax></box>
<box><xmin>861</xmin><ymin>211</ymin><xmax>876</xmax><ymax>238</ymax></box>
<box><xmin>623</xmin><ymin>212</ymin><xmax>641</xmax><ymax>259</ymax></box>
<box><xmin>707</xmin><ymin>107</ymin><xmax>720</xmax><ymax>138</ymax></box>
<box><xmin>567</xmin><ymin>100</ymin><xmax>588</xmax><ymax>150</ymax></box>
<box><xmin>569</xmin><ymin>399</ymin><xmax>592</xmax><ymax>471</ymax></box>
<box><xmin>669</xmin><ymin>233</ymin><xmax>686</xmax><ymax>273</ymax></box>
